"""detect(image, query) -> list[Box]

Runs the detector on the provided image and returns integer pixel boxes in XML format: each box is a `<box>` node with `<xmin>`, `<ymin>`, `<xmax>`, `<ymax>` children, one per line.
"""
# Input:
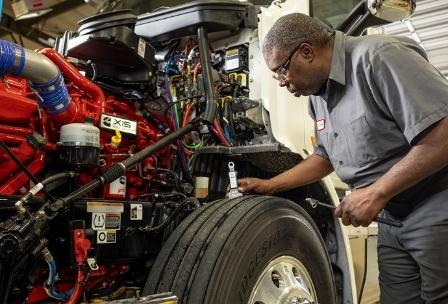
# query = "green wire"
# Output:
<box><xmin>184</xmin><ymin>140</ymin><xmax>203</xmax><ymax>149</ymax></box>
<box><xmin>173</xmin><ymin>101</ymin><xmax>181</xmax><ymax>129</ymax></box>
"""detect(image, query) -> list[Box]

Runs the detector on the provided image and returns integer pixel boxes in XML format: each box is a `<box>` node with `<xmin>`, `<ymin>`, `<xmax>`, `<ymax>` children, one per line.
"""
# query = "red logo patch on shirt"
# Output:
<box><xmin>316</xmin><ymin>119</ymin><xmax>325</xmax><ymax>131</ymax></box>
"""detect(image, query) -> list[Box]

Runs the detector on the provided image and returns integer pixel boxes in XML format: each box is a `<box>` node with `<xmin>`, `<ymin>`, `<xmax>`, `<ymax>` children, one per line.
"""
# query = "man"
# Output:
<box><xmin>237</xmin><ymin>13</ymin><xmax>448</xmax><ymax>303</ymax></box>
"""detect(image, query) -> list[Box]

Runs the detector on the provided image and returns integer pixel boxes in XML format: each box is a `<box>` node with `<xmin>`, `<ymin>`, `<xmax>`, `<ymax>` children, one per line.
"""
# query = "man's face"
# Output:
<box><xmin>264</xmin><ymin>44</ymin><xmax>325</xmax><ymax>98</ymax></box>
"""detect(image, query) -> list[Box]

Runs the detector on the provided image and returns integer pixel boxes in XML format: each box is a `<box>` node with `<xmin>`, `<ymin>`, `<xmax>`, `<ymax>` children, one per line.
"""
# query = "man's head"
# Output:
<box><xmin>262</xmin><ymin>13</ymin><xmax>333</xmax><ymax>97</ymax></box>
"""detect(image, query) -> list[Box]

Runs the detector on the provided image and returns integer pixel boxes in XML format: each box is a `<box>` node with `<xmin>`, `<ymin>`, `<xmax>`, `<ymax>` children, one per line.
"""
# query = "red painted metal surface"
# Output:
<box><xmin>1</xmin><ymin>48</ymin><xmax>174</xmax><ymax>302</ymax></box>
<box><xmin>0</xmin><ymin>142</ymin><xmax>37</xmax><ymax>184</ymax></box>
<box><xmin>0</xmin><ymin>154</ymin><xmax>44</xmax><ymax>194</ymax></box>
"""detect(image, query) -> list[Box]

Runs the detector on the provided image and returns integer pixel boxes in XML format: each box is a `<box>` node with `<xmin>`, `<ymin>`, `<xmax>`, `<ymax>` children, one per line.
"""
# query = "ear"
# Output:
<box><xmin>298</xmin><ymin>43</ymin><xmax>314</xmax><ymax>62</ymax></box>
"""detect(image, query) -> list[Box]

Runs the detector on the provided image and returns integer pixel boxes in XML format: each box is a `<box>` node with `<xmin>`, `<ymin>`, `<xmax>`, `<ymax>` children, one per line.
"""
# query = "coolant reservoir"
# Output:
<box><xmin>59</xmin><ymin>118</ymin><xmax>100</xmax><ymax>167</ymax></box>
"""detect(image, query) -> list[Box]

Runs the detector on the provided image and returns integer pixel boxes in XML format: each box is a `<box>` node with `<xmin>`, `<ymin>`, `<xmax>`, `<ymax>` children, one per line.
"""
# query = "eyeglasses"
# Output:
<box><xmin>272</xmin><ymin>42</ymin><xmax>306</xmax><ymax>81</ymax></box>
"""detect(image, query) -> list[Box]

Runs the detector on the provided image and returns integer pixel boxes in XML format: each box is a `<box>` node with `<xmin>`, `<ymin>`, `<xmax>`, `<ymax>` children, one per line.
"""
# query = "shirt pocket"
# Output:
<box><xmin>344</xmin><ymin>115</ymin><xmax>389</xmax><ymax>167</ymax></box>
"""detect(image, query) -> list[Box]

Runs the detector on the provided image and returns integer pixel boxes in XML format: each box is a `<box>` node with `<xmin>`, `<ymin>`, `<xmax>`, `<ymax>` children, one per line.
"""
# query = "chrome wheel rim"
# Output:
<box><xmin>248</xmin><ymin>255</ymin><xmax>316</xmax><ymax>304</ymax></box>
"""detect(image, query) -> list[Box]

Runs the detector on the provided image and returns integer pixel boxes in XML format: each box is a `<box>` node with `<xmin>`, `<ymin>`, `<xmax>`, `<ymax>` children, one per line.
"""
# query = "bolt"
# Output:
<box><xmin>287</xmin><ymin>297</ymin><xmax>313</xmax><ymax>304</ymax></box>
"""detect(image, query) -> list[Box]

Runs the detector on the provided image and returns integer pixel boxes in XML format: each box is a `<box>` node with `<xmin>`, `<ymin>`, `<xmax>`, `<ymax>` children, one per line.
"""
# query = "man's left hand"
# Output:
<box><xmin>335</xmin><ymin>186</ymin><xmax>389</xmax><ymax>227</ymax></box>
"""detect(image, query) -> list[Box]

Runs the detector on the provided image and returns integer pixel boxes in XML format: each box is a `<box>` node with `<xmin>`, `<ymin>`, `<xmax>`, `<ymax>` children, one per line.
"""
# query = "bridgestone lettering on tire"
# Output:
<box><xmin>144</xmin><ymin>195</ymin><xmax>337</xmax><ymax>304</ymax></box>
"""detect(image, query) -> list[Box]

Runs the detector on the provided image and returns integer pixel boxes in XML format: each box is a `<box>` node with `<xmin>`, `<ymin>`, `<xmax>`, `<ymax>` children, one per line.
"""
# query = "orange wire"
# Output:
<box><xmin>182</xmin><ymin>101</ymin><xmax>198</xmax><ymax>152</ymax></box>
<box><xmin>182</xmin><ymin>101</ymin><xmax>196</xmax><ymax>127</ymax></box>
<box><xmin>193</xmin><ymin>63</ymin><xmax>201</xmax><ymax>82</ymax></box>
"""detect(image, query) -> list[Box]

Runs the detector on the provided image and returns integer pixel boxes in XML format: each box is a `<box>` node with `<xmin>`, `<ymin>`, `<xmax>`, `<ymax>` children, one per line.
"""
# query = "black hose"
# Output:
<box><xmin>0</xmin><ymin>140</ymin><xmax>55</xmax><ymax>201</ymax></box>
<box><xmin>17</xmin><ymin>172</ymin><xmax>76</xmax><ymax>213</ymax></box>
<box><xmin>197</xmin><ymin>26</ymin><xmax>216</xmax><ymax>124</ymax></box>
<box><xmin>41</xmin><ymin>172</ymin><xmax>75</xmax><ymax>186</ymax></box>
<box><xmin>49</xmin><ymin>179</ymin><xmax>102</xmax><ymax>212</ymax></box>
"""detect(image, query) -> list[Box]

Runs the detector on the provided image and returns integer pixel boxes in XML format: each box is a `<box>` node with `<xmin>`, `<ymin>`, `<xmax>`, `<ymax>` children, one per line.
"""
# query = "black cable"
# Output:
<box><xmin>132</xmin><ymin>192</ymin><xmax>187</xmax><ymax>200</ymax></box>
<box><xmin>150</xmin><ymin>167</ymin><xmax>182</xmax><ymax>193</ymax></box>
<box><xmin>358</xmin><ymin>238</ymin><xmax>368</xmax><ymax>304</ymax></box>
<box><xmin>9</xmin><ymin>33</ymin><xmax>18</xmax><ymax>44</ymax></box>
<box><xmin>0</xmin><ymin>140</ymin><xmax>55</xmax><ymax>201</ymax></box>
<box><xmin>163</xmin><ymin>95</ymin><xmax>203</xmax><ymax>125</ymax></box>
<box><xmin>140</xmin><ymin>202</ymin><xmax>187</xmax><ymax>233</ymax></box>
<box><xmin>50</xmin><ymin>124</ymin><xmax>196</xmax><ymax>212</ymax></box>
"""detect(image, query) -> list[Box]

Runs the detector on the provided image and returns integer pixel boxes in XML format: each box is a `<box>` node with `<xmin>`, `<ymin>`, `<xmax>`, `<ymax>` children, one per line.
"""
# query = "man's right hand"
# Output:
<box><xmin>237</xmin><ymin>178</ymin><xmax>274</xmax><ymax>195</ymax></box>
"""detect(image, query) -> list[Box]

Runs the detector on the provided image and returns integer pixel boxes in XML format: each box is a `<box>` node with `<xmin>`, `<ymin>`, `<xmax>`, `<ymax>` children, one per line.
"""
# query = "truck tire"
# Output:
<box><xmin>144</xmin><ymin>195</ymin><xmax>337</xmax><ymax>304</ymax></box>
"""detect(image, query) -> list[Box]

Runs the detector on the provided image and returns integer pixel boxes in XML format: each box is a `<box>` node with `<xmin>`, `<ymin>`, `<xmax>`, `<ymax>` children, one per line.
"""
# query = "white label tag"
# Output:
<box><xmin>130</xmin><ymin>204</ymin><xmax>143</xmax><ymax>221</ymax></box>
<box><xmin>138</xmin><ymin>38</ymin><xmax>146</xmax><ymax>58</ymax></box>
<box><xmin>87</xmin><ymin>202</ymin><xmax>124</xmax><ymax>214</ymax></box>
<box><xmin>100</xmin><ymin>114</ymin><xmax>137</xmax><ymax>136</ymax></box>
<box><xmin>225</xmin><ymin>57</ymin><xmax>240</xmax><ymax>71</ymax></box>
<box><xmin>316</xmin><ymin>119</ymin><xmax>325</xmax><ymax>131</ymax></box>
<box><xmin>92</xmin><ymin>213</ymin><xmax>106</xmax><ymax>230</ymax></box>
<box><xmin>97</xmin><ymin>230</ymin><xmax>117</xmax><ymax>244</ymax></box>
<box><xmin>109</xmin><ymin>176</ymin><xmax>127</xmax><ymax>196</ymax></box>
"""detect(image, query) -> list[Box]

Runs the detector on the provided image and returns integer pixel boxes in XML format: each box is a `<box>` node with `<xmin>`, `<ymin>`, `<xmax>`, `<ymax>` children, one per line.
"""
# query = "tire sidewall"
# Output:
<box><xmin>207</xmin><ymin>200</ymin><xmax>336</xmax><ymax>304</ymax></box>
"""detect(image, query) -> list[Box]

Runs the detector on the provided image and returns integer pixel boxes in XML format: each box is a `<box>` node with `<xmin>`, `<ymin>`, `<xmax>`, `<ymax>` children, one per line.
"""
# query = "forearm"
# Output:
<box><xmin>371</xmin><ymin>117</ymin><xmax>448</xmax><ymax>201</ymax></box>
<box><xmin>269</xmin><ymin>153</ymin><xmax>334</xmax><ymax>193</ymax></box>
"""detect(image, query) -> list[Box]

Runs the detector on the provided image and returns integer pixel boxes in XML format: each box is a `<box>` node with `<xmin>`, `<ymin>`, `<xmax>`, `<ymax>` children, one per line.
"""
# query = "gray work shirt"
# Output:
<box><xmin>309</xmin><ymin>31</ymin><xmax>448</xmax><ymax>193</ymax></box>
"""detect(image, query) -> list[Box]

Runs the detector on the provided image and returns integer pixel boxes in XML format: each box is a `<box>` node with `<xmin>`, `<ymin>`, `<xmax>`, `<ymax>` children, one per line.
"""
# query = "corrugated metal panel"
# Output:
<box><xmin>379</xmin><ymin>0</ymin><xmax>448</xmax><ymax>77</ymax></box>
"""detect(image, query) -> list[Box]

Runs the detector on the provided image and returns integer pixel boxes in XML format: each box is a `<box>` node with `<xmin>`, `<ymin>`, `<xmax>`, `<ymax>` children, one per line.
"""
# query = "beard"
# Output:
<box><xmin>291</xmin><ymin>79</ymin><xmax>326</xmax><ymax>97</ymax></box>
<box><xmin>291</xmin><ymin>86</ymin><xmax>318</xmax><ymax>97</ymax></box>
<box><xmin>294</xmin><ymin>88</ymin><xmax>316</xmax><ymax>97</ymax></box>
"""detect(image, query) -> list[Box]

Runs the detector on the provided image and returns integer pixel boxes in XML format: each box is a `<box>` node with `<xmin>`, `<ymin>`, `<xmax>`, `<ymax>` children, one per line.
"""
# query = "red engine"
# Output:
<box><xmin>0</xmin><ymin>48</ymin><xmax>181</xmax><ymax>303</ymax></box>
<box><xmin>0</xmin><ymin>48</ymin><xmax>174</xmax><ymax>198</ymax></box>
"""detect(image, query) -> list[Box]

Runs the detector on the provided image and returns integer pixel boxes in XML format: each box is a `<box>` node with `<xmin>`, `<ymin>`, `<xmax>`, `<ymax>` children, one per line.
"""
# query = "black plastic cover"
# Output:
<box><xmin>135</xmin><ymin>0</ymin><xmax>257</xmax><ymax>42</ymax></box>
<box><xmin>55</xmin><ymin>10</ymin><xmax>155</xmax><ymax>84</ymax></box>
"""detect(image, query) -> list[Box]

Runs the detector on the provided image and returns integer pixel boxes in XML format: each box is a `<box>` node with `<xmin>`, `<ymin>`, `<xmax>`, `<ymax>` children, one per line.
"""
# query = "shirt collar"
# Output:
<box><xmin>328</xmin><ymin>30</ymin><xmax>346</xmax><ymax>86</ymax></box>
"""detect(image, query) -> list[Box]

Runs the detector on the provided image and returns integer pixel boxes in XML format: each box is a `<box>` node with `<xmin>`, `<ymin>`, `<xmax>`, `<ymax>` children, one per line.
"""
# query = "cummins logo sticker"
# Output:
<box><xmin>100</xmin><ymin>114</ymin><xmax>137</xmax><ymax>136</ymax></box>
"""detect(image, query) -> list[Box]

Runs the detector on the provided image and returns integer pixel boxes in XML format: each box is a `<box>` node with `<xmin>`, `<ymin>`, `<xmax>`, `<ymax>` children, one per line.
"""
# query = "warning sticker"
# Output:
<box><xmin>130</xmin><ymin>204</ymin><xmax>143</xmax><ymax>221</ymax></box>
<box><xmin>97</xmin><ymin>230</ymin><xmax>117</xmax><ymax>244</ymax></box>
<box><xmin>91</xmin><ymin>213</ymin><xmax>121</xmax><ymax>230</ymax></box>
<box><xmin>226</xmin><ymin>49</ymin><xmax>239</xmax><ymax>57</ymax></box>
<box><xmin>138</xmin><ymin>38</ymin><xmax>146</xmax><ymax>58</ymax></box>
<box><xmin>225</xmin><ymin>57</ymin><xmax>240</xmax><ymax>71</ymax></box>
<box><xmin>87</xmin><ymin>202</ymin><xmax>124</xmax><ymax>214</ymax></box>
<box><xmin>105</xmin><ymin>213</ymin><xmax>121</xmax><ymax>230</ymax></box>
<box><xmin>92</xmin><ymin>213</ymin><xmax>106</xmax><ymax>230</ymax></box>
<box><xmin>109</xmin><ymin>176</ymin><xmax>126</xmax><ymax>196</ymax></box>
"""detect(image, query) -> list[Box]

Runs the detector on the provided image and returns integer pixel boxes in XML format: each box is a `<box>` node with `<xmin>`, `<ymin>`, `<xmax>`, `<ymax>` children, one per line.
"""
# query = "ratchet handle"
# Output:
<box><xmin>305</xmin><ymin>198</ymin><xmax>403</xmax><ymax>227</ymax></box>
<box><xmin>373</xmin><ymin>216</ymin><xmax>403</xmax><ymax>228</ymax></box>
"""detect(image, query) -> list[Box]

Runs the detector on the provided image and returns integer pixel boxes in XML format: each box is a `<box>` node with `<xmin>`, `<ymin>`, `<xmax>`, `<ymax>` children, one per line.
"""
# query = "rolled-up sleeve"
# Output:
<box><xmin>370</xmin><ymin>43</ymin><xmax>448</xmax><ymax>145</ymax></box>
<box><xmin>308</xmin><ymin>98</ymin><xmax>330</xmax><ymax>160</ymax></box>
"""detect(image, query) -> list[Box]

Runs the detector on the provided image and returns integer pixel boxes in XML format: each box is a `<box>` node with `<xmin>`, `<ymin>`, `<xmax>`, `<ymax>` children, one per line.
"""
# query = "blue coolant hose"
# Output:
<box><xmin>0</xmin><ymin>39</ymin><xmax>72</xmax><ymax>115</ymax></box>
